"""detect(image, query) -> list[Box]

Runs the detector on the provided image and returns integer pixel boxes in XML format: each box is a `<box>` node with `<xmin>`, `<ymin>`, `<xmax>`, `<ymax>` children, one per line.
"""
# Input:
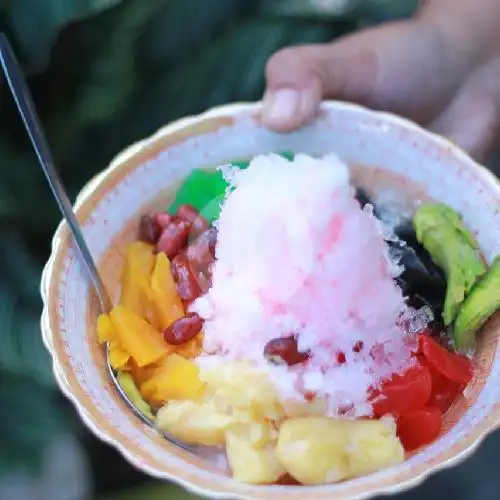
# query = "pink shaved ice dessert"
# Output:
<box><xmin>103</xmin><ymin>150</ymin><xmax>479</xmax><ymax>486</ymax></box>
<box><xmin>192</xmin><ymin>153</ymin><xmax>416</xmax><ymax>417</ymax></box>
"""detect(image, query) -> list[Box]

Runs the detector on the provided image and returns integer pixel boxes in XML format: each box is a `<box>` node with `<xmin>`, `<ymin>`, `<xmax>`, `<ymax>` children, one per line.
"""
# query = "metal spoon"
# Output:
<box><xmin>0</xmin><ymin>34</ymin><xmax>190</xmax><ymax>446</ymax></box>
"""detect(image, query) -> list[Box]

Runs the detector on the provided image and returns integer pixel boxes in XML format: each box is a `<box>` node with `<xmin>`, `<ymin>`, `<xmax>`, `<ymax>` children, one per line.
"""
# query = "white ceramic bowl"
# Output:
<box><xmin>41</xmin><ymin>101</ymin><xmax>500</xmax><ymax>500</ymax></box>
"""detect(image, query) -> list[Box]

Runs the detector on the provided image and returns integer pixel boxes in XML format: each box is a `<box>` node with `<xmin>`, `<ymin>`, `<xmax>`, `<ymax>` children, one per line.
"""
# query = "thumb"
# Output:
<box><xmin>261</xmin><ymin>33</ymin><xmax>384</xmax><ymax>132</ymax></box>
<box><xmin>262</xmin><ymin>45</ymin><xmax>325</xmax><ymax>132</ymax></box>
<box><xmin>261</xmin><ymin>19</ymin><xmax>444</xmax><ymax>132</ymax></box>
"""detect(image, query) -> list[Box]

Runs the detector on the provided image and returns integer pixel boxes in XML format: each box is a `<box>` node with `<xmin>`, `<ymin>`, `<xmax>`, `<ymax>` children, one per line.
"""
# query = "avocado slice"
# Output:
<box><xmin>117</xmin><ymin>371</ymin><xmax>154</xmax><ymax>421</ymax></box>
<box><xmin>454</xmin><ymin>255</ymin><xmax>500</xmax><ymax>349</ymax></box>
<box><xmin>413</xmin><ymin>203</ymin><xmax>486</xmax><ymax>326</ymax></box>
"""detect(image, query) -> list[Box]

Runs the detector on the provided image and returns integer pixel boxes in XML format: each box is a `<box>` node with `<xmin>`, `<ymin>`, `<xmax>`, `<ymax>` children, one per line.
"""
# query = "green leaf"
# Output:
<box><xmin>98</xmin><ymin>482</ymin><xmax>199</xmax><ymax>500</ymax></box>
<box><xmin>59</xmin><ymin>14</ymin><xmax>351</xmax><ymax>180</ymax></box>
<box><xmin>0</xmin><ymin>2</ymin><xmax>435</xmax><ymax>495</ymax></box>
<box><xmin>0</xmin><ymin>141</ymin><xmax>61</xmax><ymax>233</ymax></box>
<box><xmin>0</xmin><ymin>227</ymin><xmax>54</xmax><ymax>386</ymax></box>
<box><xmin>0</xmin><ymin>283</ymin><xmax>54</xmax><ymax>386</ymax></box>
<box><xmin>262</xmin><ymin>0</ymin><xmax>418</xmax><ymax>21</ymax></box>
<box><xmin>262</xmin><ymin>0</ymin><xmax>361</xmax><ymax>19</ymax></box>
<box><xmin>0</xmin><ymin>374</ymin><xmax>68</xmax><ymax>475</ymax></box>
<box><xmin>5</xmin><ymin>0</ymin><xmax>123</xmax><ymax>73</ymax></box>
<box><xmin>41</xmin><ymin>0</ymin><xmax>171</xmax><ymax>168</ymax></box>
<box><xmin>138</xmin><ymin>0</ymin><xmax>249</xmax><ymax>73</ymax></box>
<box><xmin>71</xmin><ymin>0</ymin><xmax>169</xmax><ymax>126</ymax></box>
<box><xmin>355</xmin><ymin>0</ymin><xmax>418</xmax><ymax>23</ymax></box>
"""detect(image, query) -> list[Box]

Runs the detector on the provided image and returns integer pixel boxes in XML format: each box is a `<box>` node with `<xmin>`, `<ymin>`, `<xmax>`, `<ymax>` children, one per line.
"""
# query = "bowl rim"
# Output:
<box><xmin>40</xmin><ymin>99</ymin><xmax>500</xmax><ymax>499</ymax></box>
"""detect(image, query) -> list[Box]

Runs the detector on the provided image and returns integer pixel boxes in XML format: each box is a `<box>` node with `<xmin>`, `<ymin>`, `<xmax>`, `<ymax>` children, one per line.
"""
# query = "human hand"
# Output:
<box><xmin>261</xmin><ymin>3</ymin><xmax>500</xmax><ymax>161</ymax></box>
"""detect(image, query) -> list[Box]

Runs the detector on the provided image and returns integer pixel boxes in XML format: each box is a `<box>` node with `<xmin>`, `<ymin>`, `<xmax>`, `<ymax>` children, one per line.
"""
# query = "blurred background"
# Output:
<box><xmin>0</xmin><ymin>1</ymin><xmax>499</xmax><ymax>499</ymax></box>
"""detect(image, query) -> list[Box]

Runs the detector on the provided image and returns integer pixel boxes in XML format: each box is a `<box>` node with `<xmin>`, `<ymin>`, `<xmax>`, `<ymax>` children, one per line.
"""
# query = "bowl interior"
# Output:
<box><xmin>43</xmin><ymin>102</ymin><xmax>500</xmax><ymax>500</ymax></box>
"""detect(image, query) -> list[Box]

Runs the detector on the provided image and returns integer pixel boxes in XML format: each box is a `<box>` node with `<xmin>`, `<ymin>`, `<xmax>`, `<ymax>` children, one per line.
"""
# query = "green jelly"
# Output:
<box><xmin>167</xmin><ymin>151</ymin><xmax>295</xmax><ymax>223</ymax></box>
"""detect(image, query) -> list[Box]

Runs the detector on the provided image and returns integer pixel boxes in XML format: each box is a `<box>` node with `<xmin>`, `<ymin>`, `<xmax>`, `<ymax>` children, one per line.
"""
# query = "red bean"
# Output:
<box><xmin>205</xmin><ymin>264</ymin><xmax>213</xmax><ymax>282</ymax></box>
<box><xmin>182</xmin><ymin>299</ymin><xmax>194</xmax><ymax>311</ymax></box>
<box><xmin>264</xmin><ymin>336</ymin><xmax>310</xmax><ymax>366</ymax></box>
<box><xmin>276</xmin><ymin>474</ymin><xmax>302</xmax><ymax>486</ymax></box>
<box><xmin>177</xmin><ymin>204</ymin><xmax>210</xmax><ymax>236</ymax></box>
<box><xmin>206</xmin><ymin>227</ymin><xmax>217</xmax><ymax>256</ymax></box>
<box><xmin>353</xmin><ymin>341</ymin><xmax>364</xmax><ymax>353</ymax></box>
<box><xmin>186</xmin><ymin>230</ymin><xmax>216</xmax><ymax>269</ymax></box>
<box><xmin>155</xmin><ymin>212</ymin><xmax>175</xmax><ymax>230</ymax></box>
<box><xmin>194</xmin><ymin>269</ymin><xmax>212</xmax><ymax>294</ymax></box>
<box><xmin>304</xmin><ymin>391</ymin><xmax>316</xmax><ymax>402</ymax></box>
<box><xmin>163</xmin><ymin>312</ymin><xmax>204</xmax><ymax>345</ymax></box>
<box><xmin>171</xmin><ymin>253</ymin><xmax>202</xmax><ymax>302</ymax></box>
<box><xmin>139</xmin><ymin>215</ymin><xmax>161</xmax><ymax>244</ymax></box>
<box><xmin>156</xmin><ymin>219</ymin><xmax>191</xmax><ymax>259</ymax></box>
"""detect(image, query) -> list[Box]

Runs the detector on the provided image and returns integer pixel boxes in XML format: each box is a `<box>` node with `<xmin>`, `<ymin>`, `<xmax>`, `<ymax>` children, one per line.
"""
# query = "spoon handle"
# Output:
<box><xmin>0</xmin><ymin>33</ymin><xmax>112</xmax><ymax>313</ymax></box>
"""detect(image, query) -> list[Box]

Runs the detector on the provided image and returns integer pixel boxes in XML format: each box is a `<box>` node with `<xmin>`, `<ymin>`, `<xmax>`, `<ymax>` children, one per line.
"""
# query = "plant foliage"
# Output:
<box><xmin>0</xmin><ymin>0</ymin><xmax>418</xmax><ymax>497</ymax></box>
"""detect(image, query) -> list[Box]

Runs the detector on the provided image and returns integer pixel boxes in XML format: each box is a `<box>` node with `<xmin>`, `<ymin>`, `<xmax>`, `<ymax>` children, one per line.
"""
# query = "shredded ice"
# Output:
<box><xmin>192</xmin><ymin>153</ymin><xmax>418</xmax><ymax>417</ymax></box>
<box><xmin>400</xmin><ymin>306</ymin><xmax>434</xmax><ymax>334</ymax></box>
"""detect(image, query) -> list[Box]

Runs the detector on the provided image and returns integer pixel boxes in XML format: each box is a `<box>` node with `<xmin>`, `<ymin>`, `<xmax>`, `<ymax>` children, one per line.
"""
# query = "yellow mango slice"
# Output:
<box><xmin>97</xmin><ymin>313</ymin><xmax>116</xmax><ymax>343</ymax></box>
<box><xmin>108</xmin><ymin>340</ymin><xmax>131</xmax><ymax>370</ymax></box>
<box><xmin>97</xmin><ymin>313</ymin><xmax>131</xmax><ymax>370</ymax></box>
<box><xmin>150</xmin><ymin>252</ymin><xmax>184</xmax><ymax>331</ymax></box>
<box><xmin>120</xmin><ymin>241</ymin><xmax>161</xmax><ymax>330</ymax></box>
<box><xmin>130</xmin><ymin>360</ymin><xmax>157</xmax><ymax>387</ymax></box>
<box><xmin>175</xmin><ymin>334</ymin><xmax>203</xmax><ymax>359</ymax></box>
<box><xmin>109</xmin><ymin>305</ymin><xmax>170</xmax><ymax>367</ymax></box>
<box><xmin>140</xmin><ymin>353</ymin><xmax>205</xmax><ymax>403</ymax></box>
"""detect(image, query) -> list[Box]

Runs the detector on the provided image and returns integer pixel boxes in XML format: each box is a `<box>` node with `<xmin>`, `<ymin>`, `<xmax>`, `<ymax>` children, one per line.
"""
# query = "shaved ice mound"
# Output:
<box><xmin>192</xmin><ymin>153</ymin><xmax>417</xmax><ymax>417</ymax></box>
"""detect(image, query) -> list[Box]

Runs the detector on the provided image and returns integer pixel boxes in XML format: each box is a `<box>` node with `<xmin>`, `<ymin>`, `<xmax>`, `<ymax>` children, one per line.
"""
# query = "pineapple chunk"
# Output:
<box><xmin>276</xmin><ymin>417</ymin><xmax>404</xmax><ymax>485</ymax></box>
<box><xmin>156</xmin><ymin>399</ymin><xmax>232</xmax><ymax>446</ymax></box>
<box><xmin>232</xmin><ymin>407</ymin><xmax>266</xmax><ymax>426</ymax></box>
<box><xmin>344</xmin><ymin>416</ymin><xmax>404</xmax><ymax>478</ymax></box>
<box><xmin>226</xmin><ymin>428</ymin><xmax>285</xmax><ymax>484</ymax></box>
<box><xmin>200</xmin><ymin>361</ymin><xmax>283</xmax><ymax>420</ymax></box>
<box><xmin>227</xmin><ymin>421</ymin><xmax>275</xmax><ymax>449</ymax></box>
<box><xmin>276</xmin><ymin>417</ymin><xmax>349</xmax><ymax>484</ymax></box>
<box><xmin>282</xmin><ymin>398</ymin><xmax>327</xmax><ymax>418</ymax></box>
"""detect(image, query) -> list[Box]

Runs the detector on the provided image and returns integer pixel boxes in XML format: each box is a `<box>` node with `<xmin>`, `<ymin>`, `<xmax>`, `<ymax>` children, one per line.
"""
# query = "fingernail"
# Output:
<box><xmin>262</xmin><ymin>88</ymin><xmax>301</xmax><ymax>126</ymax></box>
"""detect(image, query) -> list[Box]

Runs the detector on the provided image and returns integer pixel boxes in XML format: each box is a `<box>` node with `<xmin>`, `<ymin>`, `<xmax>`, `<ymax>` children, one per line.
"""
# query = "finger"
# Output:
<box><xmin>262</xmin><ymin>38</ymin><xmax>379</xmax><ymax>132</ymax></box>
<box><xmin>261</xmin><ymin>19</ymin><xmax>442</xmax><ymax>132</ymax></box>
<box><xmin>261</xmin><ymin>45</ymin><xmax>331</xmax><ymax>132</ymax></box>
<box><xmin>429</xmin><ymin>57</ymin><xmax>500</xmax><ymax>161</ymax></box>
